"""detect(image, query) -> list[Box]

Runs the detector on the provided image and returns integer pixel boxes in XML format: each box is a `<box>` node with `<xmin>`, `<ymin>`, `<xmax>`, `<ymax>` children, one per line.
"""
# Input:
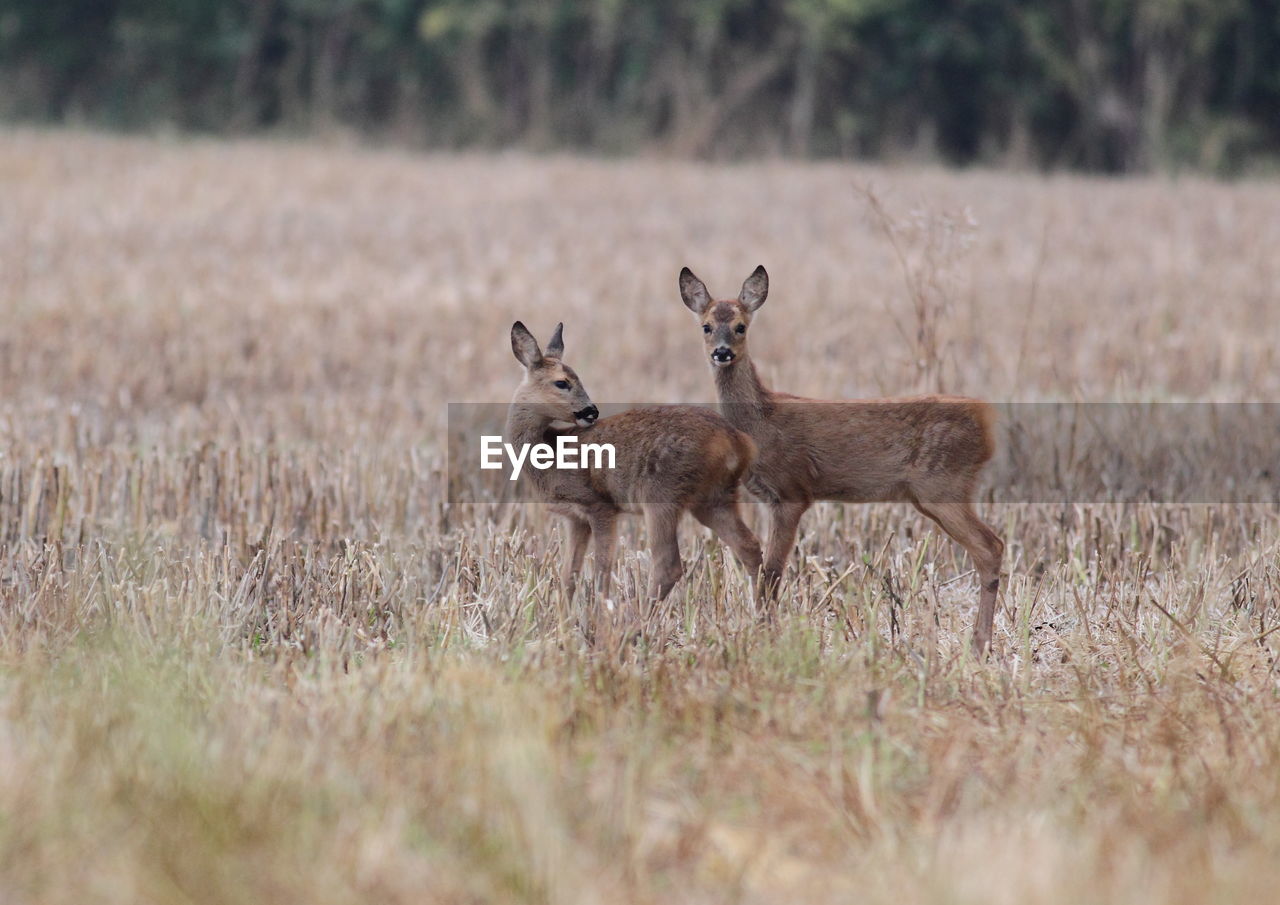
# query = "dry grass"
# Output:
<box><xmin>1</xmin><ymin>128</ymin><xmax>1279</xmax><ymax>904</ymax></box>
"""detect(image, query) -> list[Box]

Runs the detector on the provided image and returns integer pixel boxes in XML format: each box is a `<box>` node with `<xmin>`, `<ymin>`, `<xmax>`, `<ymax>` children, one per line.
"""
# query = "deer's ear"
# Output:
<box><xmin>739</xmin><ymin>265</ymin><xmax>768</xmax><ymax>311</ymax></box>
<box><xmin>546</xmin><ymin>322</ymin><xmax>564</xmax><ymax>358</ymax></box>
<box><xmin>679</xmin><ymin>267</ymin><xmax>712</xmax><ymax>315</ymax></box>
<box><xmin>511</xmin><ymin>321</ymin><xmax>543</xmax><ymax>369</ymax></box>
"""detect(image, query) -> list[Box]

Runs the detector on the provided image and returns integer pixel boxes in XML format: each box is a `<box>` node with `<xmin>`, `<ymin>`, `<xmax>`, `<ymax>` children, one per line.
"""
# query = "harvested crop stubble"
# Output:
<box><xmin>1</xmin><ymin>130</ymin><xmax>1278</xmax><ymax>905</ymax></box>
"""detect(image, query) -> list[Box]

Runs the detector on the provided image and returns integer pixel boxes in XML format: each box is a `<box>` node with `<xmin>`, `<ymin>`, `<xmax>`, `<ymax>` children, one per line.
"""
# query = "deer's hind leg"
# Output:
<box><xmin>693</xmin><ymin>496</ymin><xmax>763</xmax><ymax>590</ymax></box>
<box><xmin>643</xmin><ymin>504</ymin><xmax>685</xmax><ymax>606</ymax></box>
<box><xmin>910</xmin><ymin>498</ymin><xmax>1004</xmax><ymax>657</ymax></box>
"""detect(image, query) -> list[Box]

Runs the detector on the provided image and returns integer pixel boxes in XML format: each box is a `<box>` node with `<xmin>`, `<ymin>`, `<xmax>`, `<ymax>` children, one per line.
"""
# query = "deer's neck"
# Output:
<box><xmin>505</xmin><ymin>401</ymin><xmax>552</xmax><ymax>449</ymax></box>
<box><xmin>504</xmin><ymin>400</ymin><xmax>564</xmax><ymax>498</ymax></box>
<box><xmin>714</xmin><ymin>357</ymin><xmax>770</xmax><ymax>427</ymax></box>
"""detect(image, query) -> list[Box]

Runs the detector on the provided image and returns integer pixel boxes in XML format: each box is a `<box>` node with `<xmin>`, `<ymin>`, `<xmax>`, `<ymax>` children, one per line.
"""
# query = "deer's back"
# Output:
<box><xmin>734</xmin><ymin>393</ymin><xmax>994</xmax><ymax>504</ymax></box>
<box><xmin>576</xmin><ymin>406</ymin><xmax>754</xmax><ymax>509</ymax></box>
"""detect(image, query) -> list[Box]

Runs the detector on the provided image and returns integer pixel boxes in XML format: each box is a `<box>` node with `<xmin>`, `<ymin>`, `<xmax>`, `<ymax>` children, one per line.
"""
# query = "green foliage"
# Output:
<box><xmin>1</xmin><ymin>0</ymin><xmax>1278</xmax><ymax>171</ymax></box>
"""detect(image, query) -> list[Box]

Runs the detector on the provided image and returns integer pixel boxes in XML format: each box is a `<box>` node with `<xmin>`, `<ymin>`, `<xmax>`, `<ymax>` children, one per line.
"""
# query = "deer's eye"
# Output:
<box><xmin>702</xmin><ymin>324</ymin><xmax>711</xmax><ymax>334</ymax></box>
<box><xmin>553</xmin><ymin>380</ymin><xmax>570</xmax><ymax>390</ymax></box>
<box><xmin>735</xmin><ymin>324</ymin><xmax>746</xmax><ymax>334</ymax></box>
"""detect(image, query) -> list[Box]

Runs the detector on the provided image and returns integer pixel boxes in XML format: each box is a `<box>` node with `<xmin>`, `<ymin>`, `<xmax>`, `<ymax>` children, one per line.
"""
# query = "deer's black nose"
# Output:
<box><xmin>574</xmin><ymin>405</ymin><xmax>599</xmax><ymax>425</ymax></box>
<box><xmin>711</xmin><ymin>347</ymin><xmax>735</xmax><ymax>364</ymax></box>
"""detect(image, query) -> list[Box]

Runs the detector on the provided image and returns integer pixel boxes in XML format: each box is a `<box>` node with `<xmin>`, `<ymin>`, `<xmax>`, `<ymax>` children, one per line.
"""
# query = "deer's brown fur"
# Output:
<box><xmin>679</xmin><ymin>266</ymin><xmax>1004</xmax><ymax>655</ymax></box>
<box><xmin>507</xmin><ymin>321</ymin><xmax>763</xmax><ymax>609</ymax></box>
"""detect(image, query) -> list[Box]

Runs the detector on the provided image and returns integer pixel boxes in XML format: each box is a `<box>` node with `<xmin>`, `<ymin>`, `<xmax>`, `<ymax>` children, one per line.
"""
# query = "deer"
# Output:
<box><xmin>677</xmin><ymin>266</ymin><xmax>1005</xmax><ymax>656</ymax></box>
<box><xmin>506</xmin><ymin>320</ymin><xmax>764</xmax><ymax>615</ymax></box>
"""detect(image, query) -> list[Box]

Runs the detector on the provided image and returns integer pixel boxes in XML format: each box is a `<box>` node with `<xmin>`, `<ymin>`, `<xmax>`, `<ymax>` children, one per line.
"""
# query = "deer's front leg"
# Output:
<box><xmin>762</xmin><ymin>500</ymin><xmax>808</xmax><ymax>606</ymax></box>
<box><xmin>561</xmin><ymin>516</ymin><xmax>591</xmax><ymax>605</ymax></box>
<box><xmin>588</xmin><ymin>512</ymin><xmax>618</xmax><ymax>603</ymax></box>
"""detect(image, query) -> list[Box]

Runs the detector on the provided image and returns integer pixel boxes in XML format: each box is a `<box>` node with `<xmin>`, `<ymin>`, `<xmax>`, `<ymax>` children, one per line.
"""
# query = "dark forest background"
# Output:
<box><xmin>3</xmin><ymin>0</ymin><xmax>1279</xmax><ymax>173</ymax></box>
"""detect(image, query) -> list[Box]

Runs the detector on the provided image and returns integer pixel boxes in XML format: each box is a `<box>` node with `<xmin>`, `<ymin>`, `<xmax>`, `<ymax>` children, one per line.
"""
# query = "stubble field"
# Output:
<box><xmin>2</xmin><ymin>130</ymin><xmax>1279</xmax><ymax>904</ymax></box>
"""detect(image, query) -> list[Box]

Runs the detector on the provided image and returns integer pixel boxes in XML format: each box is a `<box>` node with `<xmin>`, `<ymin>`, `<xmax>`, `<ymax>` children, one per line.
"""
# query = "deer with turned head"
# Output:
<box><xmin>507</xmin><ymin>321</ymin><xmax>764</xmax><ymax>611</ymax></box>
<box><xmin>678</xmin><ymin>267</ymin><xmax>1004</xmax><ymax>655</ymax></box>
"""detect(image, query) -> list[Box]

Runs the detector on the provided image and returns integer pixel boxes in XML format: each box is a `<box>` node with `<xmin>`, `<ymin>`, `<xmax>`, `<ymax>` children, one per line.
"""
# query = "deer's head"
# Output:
<box><xmin>509</xmin><ymin>321</ymin><xmax>599</xmax><ymax>427</ymax></box>
<box><xmin>679</xmin><ymin>266</ymin><xmax>768</xmax><ymax>369</ymax></box>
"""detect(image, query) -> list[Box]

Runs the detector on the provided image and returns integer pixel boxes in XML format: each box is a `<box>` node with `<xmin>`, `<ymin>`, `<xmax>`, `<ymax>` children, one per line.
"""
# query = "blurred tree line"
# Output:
<box><xmin>2</xmin><ymin>0</ymin><xmax>1278</xmax><ymax>173</ymax></box>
